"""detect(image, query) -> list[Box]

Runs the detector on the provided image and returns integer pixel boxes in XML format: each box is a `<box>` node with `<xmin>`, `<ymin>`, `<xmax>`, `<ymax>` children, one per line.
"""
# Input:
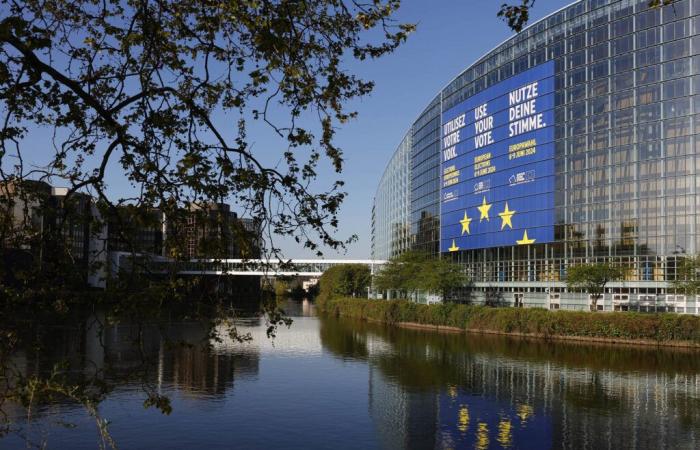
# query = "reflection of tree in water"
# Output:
<box><xmin>1</xmin><ymin>303</ymin><xmax>263</xmax><ymax>448</ymax></box>
<box><xmin>318</xmin><ymin>316</ymin><xmax>700</xmax><ymax>449</ymax></box>
<box><xmin>318</xmin><ymin>316</ymin><xmax>370</xmax><ymax>361</ymax></box>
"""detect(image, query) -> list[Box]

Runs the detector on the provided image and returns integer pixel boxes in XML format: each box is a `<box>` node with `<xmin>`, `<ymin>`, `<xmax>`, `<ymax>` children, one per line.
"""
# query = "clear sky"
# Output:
<box><xmin>279</xmin><ymin>0</ymin><xmax>567</xmax><ymax>259</ymax></box>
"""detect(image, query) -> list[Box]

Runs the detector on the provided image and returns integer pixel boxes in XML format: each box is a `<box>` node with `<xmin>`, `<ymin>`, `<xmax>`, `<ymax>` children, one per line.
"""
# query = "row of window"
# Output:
<box><xmin>444</xmin><ymin>0</ymin><xmax>698</xmax><ymax>107</ymax></box>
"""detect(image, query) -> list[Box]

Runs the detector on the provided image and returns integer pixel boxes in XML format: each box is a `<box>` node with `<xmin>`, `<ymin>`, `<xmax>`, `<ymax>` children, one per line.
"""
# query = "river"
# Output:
<box><xmin>3</xmin><ymin>299</ymin><xmax>700</xmax><ymax>449</ymax></box>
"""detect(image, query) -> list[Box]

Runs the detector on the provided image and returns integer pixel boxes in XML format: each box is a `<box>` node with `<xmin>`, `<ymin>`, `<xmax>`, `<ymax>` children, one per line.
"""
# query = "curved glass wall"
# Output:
<box><xmin>371</xmin><ymin>132</ymin><xmax>412</xmax><ymax>260</ymax></box>
<box><xmin>375</xmin><ymin>0</ymin><xmax>700</xmax><ymax>307</ymax></box>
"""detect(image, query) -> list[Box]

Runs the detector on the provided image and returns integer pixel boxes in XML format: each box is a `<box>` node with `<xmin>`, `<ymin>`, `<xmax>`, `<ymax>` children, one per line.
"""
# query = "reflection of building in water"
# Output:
<box><xmin>360</xmin><ymin>328</ymin><xmax>700</xmax><ymax>449</ymax></box>
<box><xmin>94</xmin><ymin>320</ymin><xmax>260</xmax><ymax>396</ymax></box>
<box><xmin>437</xmin><ymin>386</ymin><xmax>550</xmax><ymax>450</ymax></box>
<box><xmin>450</xmin><ymin>355</ymin><xmax>700</xmax><ymax>449</ymax></box>
<box><xmin>274</xmin><ymin>299</ymin><xmax>316</xmax><ymax>318</ymax></box>
<box><xmin>368</xmin><ymin>365</ymin><xmax>438</xmax><ymax>450</ymax></box>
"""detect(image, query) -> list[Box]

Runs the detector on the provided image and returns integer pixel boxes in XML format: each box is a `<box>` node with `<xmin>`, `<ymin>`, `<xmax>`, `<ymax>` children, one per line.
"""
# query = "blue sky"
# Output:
<box><xmin>284</xmin><ymin>0</ymin><xmax>566</xmax><ymax>259</ymax></box>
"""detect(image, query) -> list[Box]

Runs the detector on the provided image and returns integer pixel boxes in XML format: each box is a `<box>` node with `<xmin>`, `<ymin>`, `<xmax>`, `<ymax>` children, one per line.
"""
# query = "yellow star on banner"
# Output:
<box><xmin>460</xmin><ymin>211</ymin><xmax>472</xmax><ymax>235</ymax></box>
<box><xmin>516</xmin><ymin>230</ymin><xmax>536</xmax><ymax>245</ymax></box>
<box><xmin>498</xmin><ymin>202</ymin><xmax>516</xmax><ymax>230</ymax></box>
<box><xmin>448</xmin><ymin>239</ymin><xmax>459</xmax><ymax>252</ymax></box>
<box><xmin>477</xmin><ymin>196</ymin><xmax>491</xmax><ymax>222</ymax></box>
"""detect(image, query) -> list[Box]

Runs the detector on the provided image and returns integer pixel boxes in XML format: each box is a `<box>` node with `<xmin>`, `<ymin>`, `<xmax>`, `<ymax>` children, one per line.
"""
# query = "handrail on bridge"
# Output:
<box><xmin>110</xmin><ymin>252</ymin><xmax>387</xmax><ymax>276</ymax></box>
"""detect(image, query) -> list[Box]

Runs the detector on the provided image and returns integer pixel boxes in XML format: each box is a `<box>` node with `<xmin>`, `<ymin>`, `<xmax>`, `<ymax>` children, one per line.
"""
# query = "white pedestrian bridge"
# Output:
<box><xmin>110</xmin><ymin>252</ymin><xmax>386</xmax><ymax>277</ymax></box>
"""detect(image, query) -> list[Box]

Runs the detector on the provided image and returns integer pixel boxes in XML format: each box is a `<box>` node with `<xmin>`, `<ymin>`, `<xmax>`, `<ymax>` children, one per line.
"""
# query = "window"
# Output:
<box><xmin>568</xmin><ymin>83</ymin><xmax>587</xmax><ymax>103</ymax></box>
<box><xmin>663</xmin><ymin>58</ymin><xmax>691</xmax><ymax>80</ymax></box>
<box><xmin>664</xmin><ymin>116</ymin><xmax>692</xmax><ymax>138</ymax></box>
<box><xmin>590</xmin><ymin>95</ymin><xmax>610</xmax><ymax>114</ymax></box>
<box><xmin>639</xmin><ymin>141</ymin><xmax>662</xmax><ymax>160</ymax></box>
<box><xmin>637</xmin><ymin>45</ymin><xmax>661</xmax><ymax>66</ymax></box>
<box><xmin>614</xmin><ymin>53</ymin><xmax>633</xmax><ymax>73</ymax></box>
<box><xmin>638</xmin><ymin>102</ymin><xmax>661</xmax><ymax>122</ymax></box>
<box><xmin>635</xmin><ymin>7</ymin><xmax>661</xmax><ymax>30</ymax></box>
<box><xmin>568</xmin><ymin>33</ymin><xmax>586</xmax><ymax>52</ymax></box>
<box><xmin>590</xmin><ymin>78</ymin><xmax>609</xmax><ymax>96</ymax></box>
<box><xmin>637</xmin><ymin>65</ymin><xmax>660</xmax><ymax>85</ymax></box>
<box><xmin>636</xmin><ymin>27</ymin><xmax>661</xmax><ymax>48</ymax></box>
<box><xmin>589</xmin><ymin>25</ymin><xmax>609</xmax><ymax>45</ymax></box>
<box><xmin>590</xmin><ymin>42</ymin><xmax>609</xmax><ymax>63</ymax></box>
<box><xmin>613</xmin><ymin>35</ymin><xmax>633</xmax><ymax>55</ymax></box>
<box><xmin>613</xmin><ymin>16</ymin><xmax>633</xmax><ymax>38</ymax></box>
<box><xmin>614</xmin><ymin>126</ymin><xmax>634</xmax><ymax>146</ymax></box>
<box><xmin>664</xmin><ymin>38</ymin><xmax>690</xmax><ymax>61</ymax></box>
<box><xmin>614</xmin><ymin>108</ymin><xmax>634</xmax><ymax>128</ymax></box>
<box><xmin>664</xmin><ymin>97</ymin><xmax>691</xmax><ymax>118</ymax></box>
<box><xmin>615</xmin><ymin>72</ymin><xmax>635</xmax><ymax>91</ymax></box>
<box><xmin>568</xmin><ymin>50</ymin><xmax>586</xmax><ymax>69</ymax></box>
<box><xmin>666</xmin><ymin>136</ymin><xmax>692</xmax><ymax>156</ymax></box>
<box><xmin>638</xmin><ymin>84</ymin><xmax>661</xmax><ymax>104</ymax></box>
<box><xmin>664</xmin><ymin>18</ymin><xmax>691</xmax><ymax>41</ymax></box>
<box><xmin>664</xmin><ymin>78</ymin><xmax>690</xmax><ymax>99</ymax></box>
<box><xmin>568</xmin><ymin>67</ymin><xmax>587</xmax><ymax>86</ymax></box>
<box><xmin>614</xmin><ymin>89</ymin><xmax>634</xmax><ymax>109</ymax></box>
<box><xmin>638</xmin><ymin>121</ymin><xmax>661</xmax><ymax>142</ymax></box>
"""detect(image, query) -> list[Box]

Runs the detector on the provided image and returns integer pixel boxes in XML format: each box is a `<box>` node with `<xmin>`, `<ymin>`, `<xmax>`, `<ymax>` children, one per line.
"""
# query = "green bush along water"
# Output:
<box><xmin>316</xmin><ymin>296</ymin><xmax>700</xmax><ymax>345</ymax></box>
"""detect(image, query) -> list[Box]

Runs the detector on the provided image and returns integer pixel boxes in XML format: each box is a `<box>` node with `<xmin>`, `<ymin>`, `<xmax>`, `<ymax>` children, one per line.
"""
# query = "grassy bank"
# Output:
<box><xmin>317</xmin><ymin>296</ymin><xmax>700</xmax><ymax>346</ymax></box>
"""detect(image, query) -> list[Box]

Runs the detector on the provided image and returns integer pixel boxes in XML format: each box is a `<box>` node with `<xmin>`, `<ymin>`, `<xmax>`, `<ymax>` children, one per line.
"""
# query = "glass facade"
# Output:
<box><xmin>371</xmin><ymin>132</ymin><xmax>412</xmax><ymax>260</ymax></box>
<box><xmin>373</xmin><ymin>0</ymin><xmax>700</xmax><ymax>309</ymax></box>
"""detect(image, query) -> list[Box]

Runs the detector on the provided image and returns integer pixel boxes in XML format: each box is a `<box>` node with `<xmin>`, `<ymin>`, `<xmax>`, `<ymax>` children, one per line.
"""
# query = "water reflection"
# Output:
<box><xmin>3</xmin><ymin>300</ymin><xmax>700</xmax><ymax>449</ymax></box>
<box><xmin>321</xmin><ymin>317</ymin><xmax>700</xmax><ymax>450</ymax></box>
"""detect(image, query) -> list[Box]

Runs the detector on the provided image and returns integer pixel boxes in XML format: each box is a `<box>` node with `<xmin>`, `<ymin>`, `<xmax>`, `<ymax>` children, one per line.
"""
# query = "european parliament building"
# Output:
<box><xmin>371</xmin><ymin>0</ymin><xmax>700</xmax><ymax>311</ymax></box>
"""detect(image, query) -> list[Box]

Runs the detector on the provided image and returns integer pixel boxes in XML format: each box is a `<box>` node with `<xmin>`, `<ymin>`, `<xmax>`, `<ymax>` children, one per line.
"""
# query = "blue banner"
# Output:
<box><xmin>440</xmin><ymin>61</ymin><xmax>555</xmax><ymax>253</ymax></box>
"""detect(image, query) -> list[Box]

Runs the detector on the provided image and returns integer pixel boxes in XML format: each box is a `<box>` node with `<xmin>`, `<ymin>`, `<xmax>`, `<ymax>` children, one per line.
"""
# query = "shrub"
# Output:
<box><xmin>317</xmin><ymin>297</ymin><xmax>700</xmax><ymax>344</ymax></box>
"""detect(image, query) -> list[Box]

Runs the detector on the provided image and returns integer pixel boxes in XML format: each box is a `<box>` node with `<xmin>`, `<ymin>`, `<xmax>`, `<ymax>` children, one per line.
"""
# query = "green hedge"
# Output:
<box><xmin>316</xmin><ymin>296</ymin><xmax>700</xmax><ymax>344</ymax></box>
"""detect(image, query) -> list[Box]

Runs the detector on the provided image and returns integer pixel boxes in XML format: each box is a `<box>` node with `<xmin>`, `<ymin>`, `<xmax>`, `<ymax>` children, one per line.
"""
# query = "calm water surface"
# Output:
<box><xmin>4</xmin><ymin>300</ymin><xmax>700</xmax><ymax>449</ymax></box>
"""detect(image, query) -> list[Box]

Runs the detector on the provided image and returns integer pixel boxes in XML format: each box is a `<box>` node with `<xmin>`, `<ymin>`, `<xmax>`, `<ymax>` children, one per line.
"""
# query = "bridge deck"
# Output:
<box><xmin>110</xmin><ymin>253</ymin><xmax>386</xmax><ymax>277</ymax></box>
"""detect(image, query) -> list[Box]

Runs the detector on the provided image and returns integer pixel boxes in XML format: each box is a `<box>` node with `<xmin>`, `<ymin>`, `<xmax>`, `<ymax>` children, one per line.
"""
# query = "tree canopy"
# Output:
<box><xmin>672</xmin><ymin>255</ymin><xmax>700</xmax><ymax>295</ymax></box>
<box><xmin>566</xmin><ymin>263</ymin><xmax>623</xmax><ymax>310</ymax></box>
<box><xmin>373</xmin><ymin>251</ymin><xmax>468</xmax><ymax>300</ymax></box>
<box><xmin>317</xmin><ymin>263</ymin><xmax>370</xmax><ymax>300</ymax></box>
<box><xmin>0</xmin><ymin>0</ymin><xmax>414</xmax><ymax>259</ymax></box>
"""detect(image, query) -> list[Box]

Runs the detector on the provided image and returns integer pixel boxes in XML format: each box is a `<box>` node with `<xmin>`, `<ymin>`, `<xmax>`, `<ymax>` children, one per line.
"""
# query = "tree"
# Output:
<box><xmin>373</xmin><ymin>250</ymin><xmax>421</xmax><ymax>298</ymax></box>
<box><xmin>672</xmin><ymin>255</ymin><xmax>700</xmax><ymax>295</ymax></box>
<box><xmin>498</xmin><ymin>1</ymin><xmax>676</xmax><ymax>32</ymax></box>
<box><xmin>0</xmin><ymin>0</ymin><xmax>414</xmax><ymax>264</ymax></box>
<box><xmin>566</xmin><ymin>263</ymin><xmax>623</xmax><ymax>312</ymax></box>
<box><xmin>373</xmin><ymin>251</ymin><xmax>468</xmax><ymax>301</ymax></box>
<box><xmin>414</xmin><ymin>255</ymin><xmax>468</xmax><ymax>300</ymax></box>
<box><xmin>317</xmin><ymin>263</ymin><xmax>370</xmax><ymax>301</ymax></box>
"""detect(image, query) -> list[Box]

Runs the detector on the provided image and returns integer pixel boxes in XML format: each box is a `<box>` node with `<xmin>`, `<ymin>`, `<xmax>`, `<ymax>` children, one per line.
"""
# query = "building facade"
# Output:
<box><xmin>371</xmin><ymin>0</ymin><xmax>700</xmax><ymax>311</ymax></box>
<box><xmin>167</xmin><ymin>203</ymin><xmax>261</xmax><ymax>260</ymax></box>
<box><xmin>0</xmin><ymin>180</ymin><xmax>106</xmax><ymax>287</ymax></box>
<box><xmin>371</xmin><ymin>133</ymin><xmax>412</xmax><ymax>260</ymax></box>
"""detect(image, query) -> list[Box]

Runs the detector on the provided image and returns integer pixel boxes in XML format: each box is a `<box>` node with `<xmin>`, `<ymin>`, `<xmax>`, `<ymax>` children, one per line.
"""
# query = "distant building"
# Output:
<box><xmin>2</xmin><ymin>180</ymin><xmax>262</xmax><ymax>290</ymax></box>
<box><xmin>167</xmin><ymin>202</ymin><xmax>261</xmax><ymax>260</ymax></box>
<box><xmin>0</xmin><ymin>180</ymin><xmax>107</xmax><ymax>287</ymax></box>
<box><xmin>0</xmin><ymin>179</ymin><xmax>51</xmax><ymax>252</ymax></box>
<box><xmin>107</xmin><ymin>206</ymin><xmax>165</xmax><ymax>256</ymax></box>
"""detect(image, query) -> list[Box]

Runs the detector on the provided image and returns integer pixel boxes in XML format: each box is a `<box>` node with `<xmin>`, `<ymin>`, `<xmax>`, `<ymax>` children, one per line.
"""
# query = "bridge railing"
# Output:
<box><xmin>110</xmin><ymin>252</ymin><xmax>386</xmax><ymax>276</ymax></box>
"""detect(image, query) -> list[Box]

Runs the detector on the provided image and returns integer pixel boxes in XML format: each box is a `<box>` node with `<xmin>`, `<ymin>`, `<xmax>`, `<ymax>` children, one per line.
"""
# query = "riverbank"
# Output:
<box><xmin>317</xmin><ymin>296</ymin><xmax>700</xmax><ymax>348</ymax></box>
